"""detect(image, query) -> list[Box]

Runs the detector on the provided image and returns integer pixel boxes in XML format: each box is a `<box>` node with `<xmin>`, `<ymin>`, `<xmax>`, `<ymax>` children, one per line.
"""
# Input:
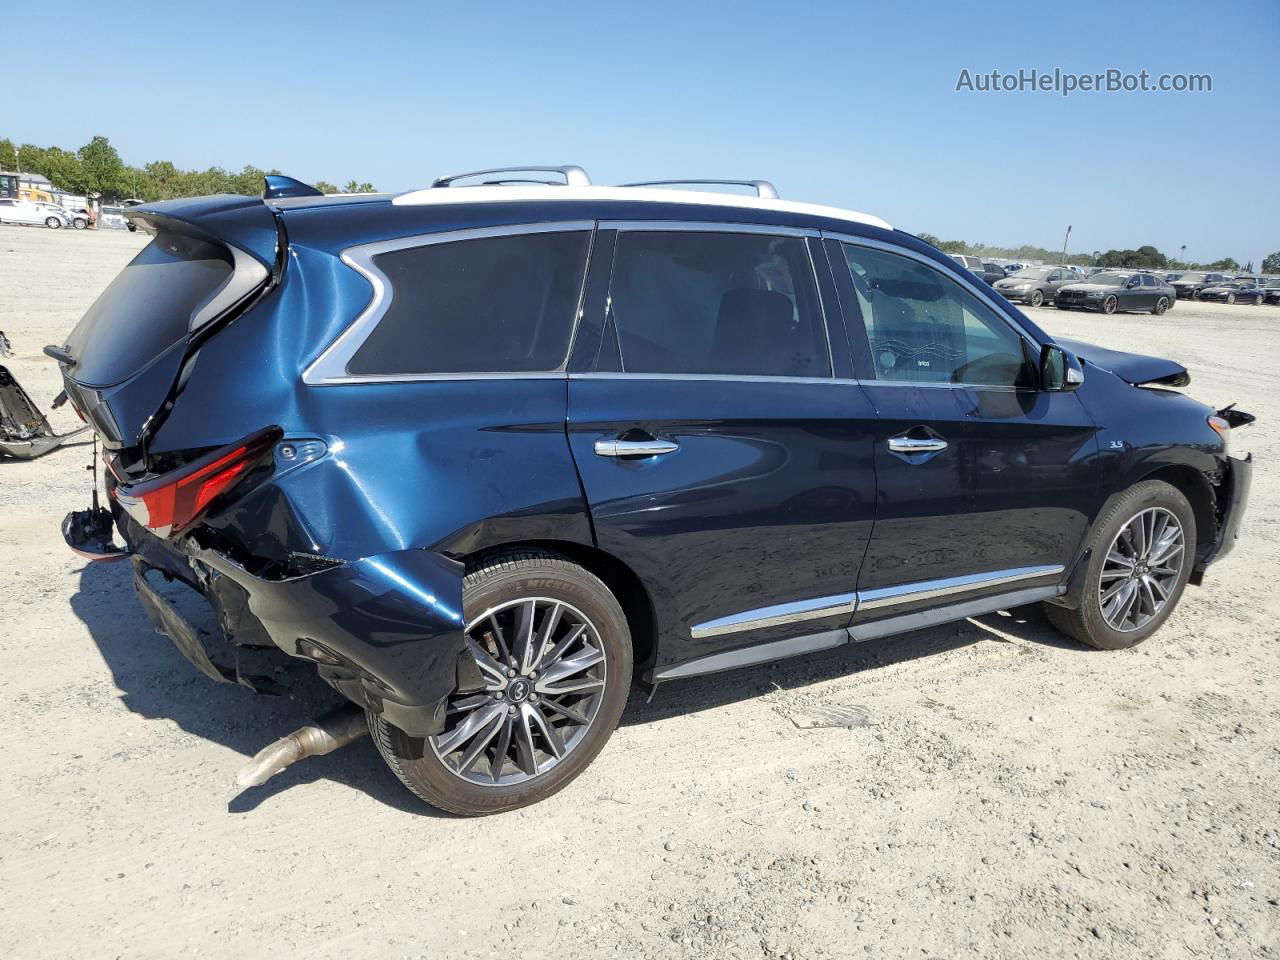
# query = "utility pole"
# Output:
<box><xmin>1180</xmin><ymin>244</ymin><xmax>1186</xmax><ymax>268</ymax></box>
<box><xmin>1061</xmin><ymin>225</ymin><xmax>1071</xmax><ymax>264</ymax></box>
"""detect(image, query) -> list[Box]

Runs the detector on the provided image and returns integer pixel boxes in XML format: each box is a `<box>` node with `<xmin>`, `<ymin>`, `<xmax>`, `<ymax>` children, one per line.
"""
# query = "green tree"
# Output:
<box><xmin>313</xmin><ymin>180</ymin><xmax>339</xmax><ymax>194</ymax></box>
<box><xmin>1262</xmin><ymin>251</ymin><xmax>1280</xmax><ymax>273</ymax></box>
<box><xmin>77</xmin><ymin>135</ymin><xmax>124</xmax><ymax>197</ymax></box>
<box><xmin>916</xmin><ymin>232</ymin><xmax>941</xmax><ymax>248</ymax></box>
<box><xmin>1206</xmin><ymin>257</ymin><xmax>1239</xmax><ymax>271</ymax></box>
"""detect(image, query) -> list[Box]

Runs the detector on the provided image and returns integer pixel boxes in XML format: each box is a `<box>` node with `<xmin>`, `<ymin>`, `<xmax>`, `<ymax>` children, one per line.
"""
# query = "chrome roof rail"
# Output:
<box><xmin>620</xmin><ymin>179</ymin><xmax>779</xmax><ymax>199</ymax></box>
<box><xmin>431</xmin><ymin>165</ymin><xmax>591</xmax><ymax>188</ymax></box>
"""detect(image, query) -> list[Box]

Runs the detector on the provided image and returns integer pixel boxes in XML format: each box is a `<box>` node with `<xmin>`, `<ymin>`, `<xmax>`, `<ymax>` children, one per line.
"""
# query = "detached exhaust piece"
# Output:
<box><xmin>233</xmin><ymin>703</ymin><xmax>369</xmax><ymax>793</ymax></box>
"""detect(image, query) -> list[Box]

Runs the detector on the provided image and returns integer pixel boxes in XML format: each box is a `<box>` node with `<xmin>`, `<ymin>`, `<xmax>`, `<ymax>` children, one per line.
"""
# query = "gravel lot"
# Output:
<box><xmin>2</xmin><ymin>226</ymin><xmax>1277</xmax><ymax>959</ymax></box>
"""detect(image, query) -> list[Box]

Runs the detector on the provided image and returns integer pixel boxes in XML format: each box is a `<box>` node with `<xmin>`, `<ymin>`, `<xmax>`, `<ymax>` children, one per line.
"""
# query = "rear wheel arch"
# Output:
<box><xmin>462</xmin><ymin>539</ymin><xmax>658</xmax><ymax>673</ymax></box>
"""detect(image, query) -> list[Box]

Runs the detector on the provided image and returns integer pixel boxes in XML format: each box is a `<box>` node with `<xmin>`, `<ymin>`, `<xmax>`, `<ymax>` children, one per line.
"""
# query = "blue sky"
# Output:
<box><xmin>11</xmin><ymin>0</ymin><xmax>1278</xmax><ymax>265</ymax></box>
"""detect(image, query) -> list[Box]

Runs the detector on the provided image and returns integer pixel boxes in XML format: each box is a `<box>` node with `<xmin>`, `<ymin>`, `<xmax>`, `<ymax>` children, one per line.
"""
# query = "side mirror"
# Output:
<box><xmin>1040</xmin><ymin>343</ymin><xmax>1084</xmax><ymax>392</ymax></box>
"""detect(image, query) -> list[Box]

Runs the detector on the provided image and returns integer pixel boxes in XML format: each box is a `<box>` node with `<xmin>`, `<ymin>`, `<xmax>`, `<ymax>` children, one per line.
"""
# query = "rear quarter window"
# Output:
<box><xmin>346</xmin><ymin>230</ymin><xmax>591</xmax><ymax>376</ymax></box>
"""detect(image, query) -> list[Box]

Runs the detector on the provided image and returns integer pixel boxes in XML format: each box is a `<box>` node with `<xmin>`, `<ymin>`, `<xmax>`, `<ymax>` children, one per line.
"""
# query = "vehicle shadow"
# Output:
<box><xmin>69</xmin><ymin>559</ymin><xmax>445</xmax><ymax>817</ymax></box>
<box><xmin>71</xmin><ymin>555</ymin><xmax>1088</xmax><ymax>813</ymax></box>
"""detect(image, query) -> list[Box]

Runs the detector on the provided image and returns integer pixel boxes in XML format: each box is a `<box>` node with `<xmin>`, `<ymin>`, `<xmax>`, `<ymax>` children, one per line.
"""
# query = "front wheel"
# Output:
<box><xmin>369</xmin><ymin>549</ymin><xmax>633</xmax><ymax>815</ymax></box>
<box><xmin>1255</xmin><ymin>294</ymin><xmax>1264</xmax><ymax>306</ymax></box>
<box><xmin>1152</xmin><ymin>296</ymin><xmax>1169</xmax><ymax>315</ymax></box>
<box><xmin>1028</xmin><ymin>289</ymin><xmax>1044</xmax><ymax>307</ymax></box>
<box><xmin>45</xmin><ymin>217</ymin><xmax>62</xmax><ymax>229</ymax></box>
<box><xmin>1045</xmin><ymin>480</ymin><xmax>1196</xmax><ymax>650</ymax></box>
<box><xmin>72</xmin><ymin>217</ymin><xmax>87</xmax><ymax>230</ymax></box>
<box><xmin>1226</xmin><ymin>293</ymin><xmax>1236</xmax><ymax>304</ymax></box>
<box><xmin>1101</xmin><ymin>295</ymin><xmax>1118</xmax><ymax>314</ymax></box>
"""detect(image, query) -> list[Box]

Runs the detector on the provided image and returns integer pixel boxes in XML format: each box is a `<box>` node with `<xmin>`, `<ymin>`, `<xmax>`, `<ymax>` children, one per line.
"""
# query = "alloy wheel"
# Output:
<box><xmin>1154</xmin><ymin>297</ymin><xmax>1169</xmax><ymax>315</ymax></box>
<box><xmin>1098</xmin><ymin>507</ymin><xmax>1185</xmax><ymax>633</ymax></box>
<box><xmin>432</xmin><ymin>597</ymin><xmax>608</xmax><ymax>787</ymax></box>
<box><xmin>1227</xmin><ymin>293</ymin><xmax>1236</xmax><ymax>304</ymax></box>
<box><xmin>45</xmin><ymin>217</ymin><xmax>61</xmax><ymax>229</ymax></box>
<box><xmin>1030</xmin><ymin>289</ymin><xmax>1043</xmax><ymax>307</ymax></box>
<box><xmin>1103</xmin><ymin>295</ymin><xmax>1118</xmax><ymax>314</ymax></box>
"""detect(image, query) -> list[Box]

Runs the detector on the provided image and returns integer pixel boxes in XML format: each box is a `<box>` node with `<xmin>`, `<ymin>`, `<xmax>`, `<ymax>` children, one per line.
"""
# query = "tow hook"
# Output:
<box><xmin>233</xmin><ymin>703</ymin><xmax>369</xmax><ymax>793</ymax></box>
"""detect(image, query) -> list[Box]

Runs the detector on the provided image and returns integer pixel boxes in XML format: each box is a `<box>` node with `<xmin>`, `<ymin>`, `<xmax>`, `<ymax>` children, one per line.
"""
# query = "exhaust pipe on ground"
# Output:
<box><xmin>234</xmin><ymin>703</ymin><xmax>369</xmax><ymax>792</ymax></box>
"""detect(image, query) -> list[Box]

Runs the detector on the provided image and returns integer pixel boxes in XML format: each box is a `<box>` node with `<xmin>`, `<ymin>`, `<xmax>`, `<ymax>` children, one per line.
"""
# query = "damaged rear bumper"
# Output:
<box><xmin>125</xmin><ymin>532</ymin><xmax>475</xmax><ymax>736</ymax></box>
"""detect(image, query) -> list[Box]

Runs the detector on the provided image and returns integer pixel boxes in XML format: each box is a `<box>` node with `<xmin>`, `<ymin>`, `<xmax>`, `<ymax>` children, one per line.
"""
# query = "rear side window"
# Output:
<box><xmin>840</xmin><ymin>244</ymin><xmax>1030</xmax><ymax>388</ymax></box>
<box><xmin>347</xmin><ymin>230</ymin><xmax>591</xmax><ymax>376</ymax></box>
<box><xmin>63</xmin><ymin>231</ymin><xmax>234</xmax><ymax>388</ymax></box>
<box><xmin>608</xmin><ymin>231</ymin><xmax>829</xmax><ymax>377</ymax></box>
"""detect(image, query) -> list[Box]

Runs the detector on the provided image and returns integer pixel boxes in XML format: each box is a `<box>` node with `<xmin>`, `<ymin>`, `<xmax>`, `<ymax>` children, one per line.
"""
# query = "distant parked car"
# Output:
<box><xmin>63</xmin><ymin>206</ymin><xmax>92</xmax><ymax>230</ymax></box>
<box><xmin>98</xmin><ymin>205</ymin><xmax>128</xmax><ymax>229</ymax></box>
<box><xmin>34</xmin><ymin>203</ymin><xmax>73</xmax><ymax>228</ymax></box>
<box><xmin>1198</xmin><ymin>281</ymin><xmax>1266</xmax><ymax>305</ymax></box>
<box><xmin>979</xmin><ymin>261</ymin><xmax>1007</xmax><ymax>284</ymax></box>
<box><xmin>992</xmin><ymin>265</ymin><xmax>1076</xmax><ymax>307</ymax></box>
<box><xmin>1164</xmin><ymin>273</ymin><xmax>1183</xmax><ymax>282</ymax></box>
<box><xmin>1261</xmin><ymin>281</ymin><xmax>1280</xmax><ymax>304</ymax></box>
<box><xmin>1056</xmin><ymin>271</ymin><xmax>1176</xmax><ymax>315</ymax></box>
<box><xmin>0</xmin><ymin>198</ymin><xmax>70</xmax><ymax>228</ymax></box>
<box><xmin>1170</xmin><ymin>272</ymin><xmax>1231</xmax><ymax>300</ymax></box>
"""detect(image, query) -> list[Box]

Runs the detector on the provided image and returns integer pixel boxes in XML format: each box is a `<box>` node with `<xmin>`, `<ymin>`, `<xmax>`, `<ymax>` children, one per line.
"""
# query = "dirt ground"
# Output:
<box><xmin>1</xmin><ymin>225</ymin><xmax>1277</xmax><ymax>960</ymax></box>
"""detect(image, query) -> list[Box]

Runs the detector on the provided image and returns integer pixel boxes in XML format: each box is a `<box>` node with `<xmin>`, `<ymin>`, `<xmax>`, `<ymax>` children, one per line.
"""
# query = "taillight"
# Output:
<box><xmin>115</xmin><ymin>426</ymin><xmax>282</xmax><ymax>538</ymax></box>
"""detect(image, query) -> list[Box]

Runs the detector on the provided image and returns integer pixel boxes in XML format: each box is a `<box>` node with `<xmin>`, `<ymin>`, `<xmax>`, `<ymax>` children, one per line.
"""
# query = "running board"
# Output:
<box><xmin>653</xmin><ymin>584</ymin><xmax>1064</xmax><ymax>682</ymax></box>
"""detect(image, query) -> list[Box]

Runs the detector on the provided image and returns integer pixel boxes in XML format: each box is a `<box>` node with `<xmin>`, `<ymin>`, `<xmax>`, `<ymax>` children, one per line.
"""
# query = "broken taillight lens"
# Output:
<box><xmin>114</xmin><ymin>426</ymin><xmax>282</xmax><ymax>538</ymax></box>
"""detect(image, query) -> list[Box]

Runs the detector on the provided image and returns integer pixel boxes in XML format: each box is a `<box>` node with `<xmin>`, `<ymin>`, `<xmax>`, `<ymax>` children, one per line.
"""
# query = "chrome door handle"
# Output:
<box><xmin>887</xmin><ymin>436</ymin><xmax>948</xmax><ymax>454</ymax></box>
<box><xmin>594</xmin><ymin>438</ymin><xmax>680</xmax><ymax>458</ymax></box>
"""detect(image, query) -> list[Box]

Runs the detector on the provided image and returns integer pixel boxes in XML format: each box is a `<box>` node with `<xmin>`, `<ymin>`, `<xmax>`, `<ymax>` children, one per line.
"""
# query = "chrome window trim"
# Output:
<box><xmin>690</xmin><ymin>592</ymin><xmax>857</xmax><ymax>640</ymax></box>
<box><xmin>820</xmin><ymin>230</ymin><xmax>1042</xmax><ymax>357</ymax></box>
<box><xmin>857</xmin><ymin>564</ymin><xmax>1065</xmax><ymax>612</ymax></box>
<box><xmin>569</xmin><ymin>372</ymin><xmax>863</xmax><ymax>385</ymax></box>
<box><xmin>302</xmin><ymin>220</ymin><xmax>596</xmax><ymax>386</ymax></box>
<box><xmin>597</xmin><ymin>219</ymin><xmax>819</xmax><ymax>238</ymax></box>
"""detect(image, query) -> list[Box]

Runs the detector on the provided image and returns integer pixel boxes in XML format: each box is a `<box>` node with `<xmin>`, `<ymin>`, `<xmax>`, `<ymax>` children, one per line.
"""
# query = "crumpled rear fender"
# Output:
<box><xmin>192</xmin><ymin>542</ymin><xmax>471</xmax><ymax>736</ymax></box>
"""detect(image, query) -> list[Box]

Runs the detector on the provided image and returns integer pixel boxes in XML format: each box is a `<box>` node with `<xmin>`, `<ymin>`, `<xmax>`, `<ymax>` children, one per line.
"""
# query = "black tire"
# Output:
<box><xmin>1255</xmin><ymin>294</ymin><xmax>1264</xmax><ymax>306</ymax></box>
<box><xmin>1102</xmin><ymin>295</ymin><xmax>1118</xmax><ymax>315</ymax></box>
<box><xmin>1029</xmin><ymin>289</ymin><xmax>1044</xmax><ymax>307</ymax></box>
<box><xmin>1152</xmin><ymin>296</ymin><xmax>1169</xmax><ymax>315</ymax></box>
<box><xmin>369</xmin><ymin>549</ymin><xmax>633</xmax><ymax>815</ymax></box>
<box><xmin>1044</xmin><ymin>480</ymin><xmax>1196</xmax><ymax>650</ymax></box>
<box><xmin>45</xmin><ymin>217</ymin><xmax>62</xmax><ymax>229</ymax></box>
<box><xmin>73</xmin><ymin>217</ymin><xmax>87</xmax><ymax>230</ymax></box>
<box><xmin>1226</xmin><ymin>293</ymin><xmax>1236</xmax><ymax>305</ymax></box>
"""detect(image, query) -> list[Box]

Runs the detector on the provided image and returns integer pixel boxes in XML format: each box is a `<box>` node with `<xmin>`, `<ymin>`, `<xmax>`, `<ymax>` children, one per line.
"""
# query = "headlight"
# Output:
<box><xmin>1208</xmin><ymin>415</ymin><xmax>1230</xmax><ymax>452</ymax></box>
<box><xmin>1086</xmin><ymin>291</ymin><xmax>1103</xmax><ymax>298</ymax></box>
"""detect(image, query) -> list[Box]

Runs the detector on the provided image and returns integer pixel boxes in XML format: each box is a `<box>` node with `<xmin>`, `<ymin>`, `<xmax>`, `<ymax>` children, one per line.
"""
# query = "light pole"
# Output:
<box><xmin>1180</xmin><ymin>244</ymin><xmax>1186</xmax><ymax>268</ymax></box>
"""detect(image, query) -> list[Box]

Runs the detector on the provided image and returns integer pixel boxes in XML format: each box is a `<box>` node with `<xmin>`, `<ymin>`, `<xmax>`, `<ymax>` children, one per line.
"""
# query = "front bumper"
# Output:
<box><xmin>1192</xmin><ymin>453</ymin><xmax>1253</xmax><ymax>581</ymax></box>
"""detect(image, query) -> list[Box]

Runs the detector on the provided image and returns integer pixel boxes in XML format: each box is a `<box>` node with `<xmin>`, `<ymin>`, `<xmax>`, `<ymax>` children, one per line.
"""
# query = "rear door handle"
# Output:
<box><xmin>887</xmin><ymin>436</ymin><xmax>948</xmax><ymax>454</ymax></box>
<box><xmin>594</xmin><ymin>437</ymin><xmax>680</xmax><ymax>458</ymax></box>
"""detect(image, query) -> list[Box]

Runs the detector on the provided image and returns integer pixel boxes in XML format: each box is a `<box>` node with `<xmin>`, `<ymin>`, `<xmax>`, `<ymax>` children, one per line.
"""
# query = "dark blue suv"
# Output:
<box><xmin>51</xmin><ymin>166</ymin><xmax>1253</xmax><ymax>815</ymax></box>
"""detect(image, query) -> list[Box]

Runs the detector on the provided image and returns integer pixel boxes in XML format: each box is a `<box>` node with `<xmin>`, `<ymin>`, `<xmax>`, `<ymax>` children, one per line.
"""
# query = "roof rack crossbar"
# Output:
<box><xmin>620</xmin><ymin>179</ymin><xmax>779</xmax><ymax>199</ymax></box>
<box><xmin>431</xmin><ymin>165</ymin><xmax>591</xmax><ymax>189</ymax></box>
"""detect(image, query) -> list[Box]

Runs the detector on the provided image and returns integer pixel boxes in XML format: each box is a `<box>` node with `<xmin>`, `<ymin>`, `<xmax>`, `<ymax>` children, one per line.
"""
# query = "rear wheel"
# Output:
<box><xmin>44</xmin><ymin>217</ymin><xmax>62</xmax><ymax>229</ymax></box>
<box><xmin>369</xmin><ymin>550</ymin><xmax>633</xmax><ymax>815</ymax></box>
<box><xmin>1101</xmin><ymin>295</ymin><xmax>1118</xmax><ymax>314</ymax></box>
<box><xmin>1045</xmin><ymin>480</ymin><xmax>1195</xmax><ymax>650</ymax></box>
<box><xmin>1029</xmin><ymin>289</ymin><xmax>1044</xmax><ymax>307</ymax></box>
<box><xmin>1152</xmin><ymin>296</ymin><xmax>1169</xmax><ymax>315</ymax></box>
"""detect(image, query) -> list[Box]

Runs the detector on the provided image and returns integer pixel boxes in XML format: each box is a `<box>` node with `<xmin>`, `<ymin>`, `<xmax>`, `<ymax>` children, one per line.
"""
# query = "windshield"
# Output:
<box><xmin>1088</xmin><ymin>273</ymin><xmax>1131</xmax><ymax>286</ymax></box>
<box><xmin>1010</xmin><ymin>268</ymin><xmax>1051</xmax><ymax>279</ymax></box>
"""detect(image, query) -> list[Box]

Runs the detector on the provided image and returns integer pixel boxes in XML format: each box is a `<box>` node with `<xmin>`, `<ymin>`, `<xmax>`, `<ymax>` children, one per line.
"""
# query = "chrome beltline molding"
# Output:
<box><xmin>689</xmin><ymin>564</ymin><xmax>1066</xmax><ymax>639</ymax></box>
